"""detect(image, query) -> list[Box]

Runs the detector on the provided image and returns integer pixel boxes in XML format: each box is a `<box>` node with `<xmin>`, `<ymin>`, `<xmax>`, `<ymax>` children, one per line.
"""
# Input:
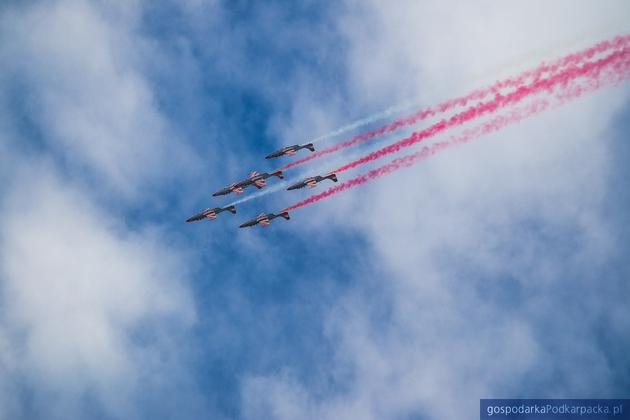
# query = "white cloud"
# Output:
<box><xmin>0</xmin><ymin>0</ymin><xmax>196</xmax><ymax>199</ymax></box>
<box><xmin>0</xmin><ymin>1</ymin><xmax>204</xmax><ymax>418</ymax></box>
<box><xmin>0</xmin><ymin>163</ymin><xmax>196</xmax><ymax>419</ymax></box>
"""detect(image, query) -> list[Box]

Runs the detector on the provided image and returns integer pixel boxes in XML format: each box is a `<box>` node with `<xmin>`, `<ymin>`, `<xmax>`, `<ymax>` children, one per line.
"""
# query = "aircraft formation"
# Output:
<box><xmin>186</xmin><ymin>34</ymin><xmax>630</xmax><ymax>230</ymax></box>
<box><xmin>186</xmin><ymin>142</ymin><xmax>338</xmax><ymax>228</ymax></box>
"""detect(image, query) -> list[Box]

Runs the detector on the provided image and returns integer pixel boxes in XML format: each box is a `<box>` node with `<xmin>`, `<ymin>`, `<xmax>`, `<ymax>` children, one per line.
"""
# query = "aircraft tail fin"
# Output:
<box><xmin>272</xmin><ymin>170</ymin><xmax>284</xmax><ymax>179</ymax></box>
<box><xmin>226</xmin><ymin>205</ymin><xmax>237</xmax><ymax>214</ymax></box>
<box><xmin>279</xmin><ymin>211</ymin><xmax>290</xmax><ymax>220</ymax></box>
<box><xmin>329</xmin><ymin>173</ymin><xmax>338</xmax><ymax>182</ymax></box>
<box><xmin>306</xmin><ymin>143</ymin><xmax>315</xmax><ymax>152</ymax></box>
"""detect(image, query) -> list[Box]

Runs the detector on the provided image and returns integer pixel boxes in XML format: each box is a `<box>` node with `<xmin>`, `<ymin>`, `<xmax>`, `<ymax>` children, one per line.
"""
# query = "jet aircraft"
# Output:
<box><xmin>186</xmin><ymin>205</ymin><xmax>236</xmax><ymax>222</ymax></box>
<box><xmin>213</xmin><ymin>170</ymin><xmax>284</xmax><ymax>196</ymax></box>
<box><xmin>239</xmin><ymin>211</ymin><xmax>290</xmax><ymax>228</ymax></box>
<box><xmin>265</xmin><ymin>143</ymin><xmax>315</xmax><ymax>159</ymax></box>
<box><xmin>287</xmin><ymin>173</ymin><xmax>338</xmax><ymax>190</ymax></box>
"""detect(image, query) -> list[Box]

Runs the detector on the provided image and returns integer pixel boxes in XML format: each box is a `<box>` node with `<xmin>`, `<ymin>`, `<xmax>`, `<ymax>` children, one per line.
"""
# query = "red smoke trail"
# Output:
<box><xmin>282</xmin><ymin>55</ymin><xmax>630</xmax><ymax>213</ymax></box>
<box><xmin>279</xmin><ymin>34</ymin><xmax>630</xmax><ymax>171</ymax></box>
<box><xmin>332</xmin><ymin>47</ymin><xmax>630</xmax><ymax>174</ymax></box>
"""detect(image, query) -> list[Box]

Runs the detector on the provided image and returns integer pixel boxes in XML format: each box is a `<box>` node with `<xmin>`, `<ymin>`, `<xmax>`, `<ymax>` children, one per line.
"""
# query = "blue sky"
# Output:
<box><xmin>0</xmin><ymin>1</ymin><xmax>629</xmax><ymax>419</ymax></box>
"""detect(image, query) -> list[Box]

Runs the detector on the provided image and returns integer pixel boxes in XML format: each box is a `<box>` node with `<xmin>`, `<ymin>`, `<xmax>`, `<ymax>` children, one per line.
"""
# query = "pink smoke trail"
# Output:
<box><xmin>282</xmin><ymin>55</ymin><xmax>630</xmax><ymax>212</ymax></box>
<box><xmin>279</xmin><ymin>34</ymin><xmax>630</xmax><ymax>171</ymax></box>
<box><xmin>331</xmin><ymin>47</ymin><xmax>629</xmax><ymax>174</ymax></box>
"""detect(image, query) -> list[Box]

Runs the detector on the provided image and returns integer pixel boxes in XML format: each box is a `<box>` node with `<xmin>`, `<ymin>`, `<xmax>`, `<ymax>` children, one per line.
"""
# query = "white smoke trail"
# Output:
<box><xmin>306</xmin><ymin>98</ymin><xmax>425</xmax><ymax>145</ymax></box>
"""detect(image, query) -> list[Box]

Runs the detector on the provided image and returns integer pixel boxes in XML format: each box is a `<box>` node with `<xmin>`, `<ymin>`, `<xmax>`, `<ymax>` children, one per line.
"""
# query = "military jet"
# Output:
<box><xmin>213</xmin><ymin>170</ymin><xmax>284</xmax><ymax>196</ymax></box>
<box><xmin>239</xmin><ymin>211</ymin><xmax>290</xmax><ymax>228</ymax></box>
<box><xmin>265</xmin><ymin>143</ymin><xmax>315</xmax><ymax>159</ymax></box>
<box><xmin>287</xmin><ymin>172</ymin><xmax>338</xmax><ymax>190</ymax></box>
<box><xmin>186</xmin><ymin>205</ymin><xmax>236</xmax><ymax>222</ymax></box>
